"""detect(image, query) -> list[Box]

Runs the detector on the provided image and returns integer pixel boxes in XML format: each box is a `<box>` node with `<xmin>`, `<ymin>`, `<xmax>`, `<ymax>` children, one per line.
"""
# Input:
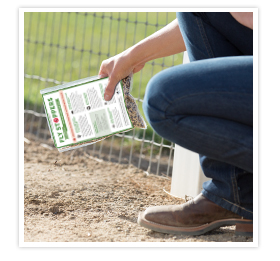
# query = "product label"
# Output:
<box><xmin>42</xmin><ymin>78</ymin><xmax>133</xmax><ymax>148</ymax></box>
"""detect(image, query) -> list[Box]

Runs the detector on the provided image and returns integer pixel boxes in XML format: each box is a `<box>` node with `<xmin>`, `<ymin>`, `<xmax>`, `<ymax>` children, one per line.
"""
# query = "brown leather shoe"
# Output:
<box><xmin>137</xmin><ymin>193</ymin><xmax>253</xmax><ymax>236</ymax></box>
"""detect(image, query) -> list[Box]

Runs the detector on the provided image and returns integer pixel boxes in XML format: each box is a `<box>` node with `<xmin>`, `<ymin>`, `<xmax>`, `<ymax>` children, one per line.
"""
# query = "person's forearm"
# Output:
<box><xmin>99</xmin><ymin>18</ymin><xmax>186</xmax><ymax>101</ymax></box>
<box><xmin>127</xmin><ymin>19</ymin><xmax>186</xmax><ymax>67</ymax></box>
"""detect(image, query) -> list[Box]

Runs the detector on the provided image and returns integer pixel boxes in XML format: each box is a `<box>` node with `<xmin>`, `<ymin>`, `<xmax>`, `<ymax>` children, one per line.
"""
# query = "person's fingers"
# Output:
<box><xmin>99</xmin><ymin>56</ymin><xmax>135</xmax><ymax>101</ymax></box>
<box><xmin>98</xmin><ymin>60</ymin><xmax>115</xmax><ymax>100</ymax></box>
<box><xmin>98</xmin><ymin>71</ymin><xmax>108</xmax><ymax>79</ymax></box>
<box><xmin>98</xmin><ymin>59</ymin><xmax>119</xmax><ymax>101</ymax></box>
<box><xmin>104</xmin><ymin>74</ymin><xmax>120</xmax><ymax>101</ymax></box>
<box><xmin>98</xmin><ymin>61</ymin><xmax>109</xmax><ymax>77</ymax></box>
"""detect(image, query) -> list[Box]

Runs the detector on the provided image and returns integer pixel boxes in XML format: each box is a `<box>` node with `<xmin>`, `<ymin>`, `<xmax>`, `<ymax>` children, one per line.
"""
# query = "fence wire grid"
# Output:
<box><xmin>24</xmin><ymin>12</ymin><xmax>183</xmax><ymax>176</ymax></box>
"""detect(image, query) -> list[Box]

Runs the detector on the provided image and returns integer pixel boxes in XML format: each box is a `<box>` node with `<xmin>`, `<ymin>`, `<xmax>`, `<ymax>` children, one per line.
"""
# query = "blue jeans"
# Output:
<box><xmin>142</xmin><ymin>12</ymin><xmax>253</xmax><ymax>220</ymax></box>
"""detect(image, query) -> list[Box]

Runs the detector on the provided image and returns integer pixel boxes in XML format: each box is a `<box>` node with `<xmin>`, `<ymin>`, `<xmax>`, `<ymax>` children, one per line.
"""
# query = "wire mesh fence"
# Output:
<box><xmin>24</xmin><ymin>12</ymin><xmax>183</xmax><ymax>176</ymax></box>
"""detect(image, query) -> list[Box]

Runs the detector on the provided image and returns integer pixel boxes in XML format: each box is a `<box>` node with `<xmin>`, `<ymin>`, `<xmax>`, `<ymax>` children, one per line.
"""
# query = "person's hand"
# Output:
<box><xmin>98</xmin><ymin>49</ymin><xmax>145</xmax><ymax>101</ymax></box>
<box><xmin>230</xmin><ymin>12</ymin><xmax>253</xmax><ymax>30</ymax></box>
<box><xmin>98</xmin><ymin>18</ymin><xmax>185</xmax><ymax>101</ymax></box>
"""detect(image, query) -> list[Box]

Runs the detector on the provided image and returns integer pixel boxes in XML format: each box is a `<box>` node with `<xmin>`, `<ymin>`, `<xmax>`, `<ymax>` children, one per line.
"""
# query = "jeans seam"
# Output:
<box><xmin>232</xmin><ymin>170</ymin><xmax>238</xmax><ymax>213</ymax></box>
<box><xmin>202</xmin><ymin>190</ymin><xmax>253</xmax><ymax>219</ymax></box>
<box><xmin>195</xmin><ymin>16</ymin><xmax>214</xmax><ymax>58</ymax></box>
<box><xmin>234</xmin><ymin>168</ymin><xmax>241</xmax><ymax>206</ymax></box>
<box><xmin>231</xmin><ymin>168</ymin><xmax>240</xmax><ymax>207</ymax></box>
<box><xmin>221</xmin><ymin>198</ymin><xmax>253</xmax><ymax>214</ymax></box>
<box><xmin>230</xmin><ymin>168</ymin><xmax>237</xmax><ymax>209</ymax></box>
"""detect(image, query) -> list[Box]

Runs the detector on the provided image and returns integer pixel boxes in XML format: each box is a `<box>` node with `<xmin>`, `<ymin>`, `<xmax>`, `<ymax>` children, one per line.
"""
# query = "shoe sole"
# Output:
<box><xmin>137</xmin><ymin>212</ymin><xmax>253</xmax><ymax>237</ymax></box>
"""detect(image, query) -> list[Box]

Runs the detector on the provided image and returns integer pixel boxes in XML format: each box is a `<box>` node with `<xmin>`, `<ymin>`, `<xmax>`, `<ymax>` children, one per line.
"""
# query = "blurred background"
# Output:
<box><xmin>24</xmin><ymin>12</ymin><xmax>184</xmax><ymax>176</ymax></box>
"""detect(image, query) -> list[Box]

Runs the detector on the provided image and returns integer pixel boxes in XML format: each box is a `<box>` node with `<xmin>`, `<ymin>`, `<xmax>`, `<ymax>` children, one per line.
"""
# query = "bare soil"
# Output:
<box><xmin>24</xmin><ymin>138</ymin><xmax>253</xmax><ymax>242</ymax></box>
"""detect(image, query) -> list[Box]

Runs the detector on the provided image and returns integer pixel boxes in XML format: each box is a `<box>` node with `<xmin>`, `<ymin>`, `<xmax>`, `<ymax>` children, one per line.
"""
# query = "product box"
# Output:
<box><xmin>40</xmin><ymin>75</ymin><xmax>146</xmax><ymax>152</ymax></box>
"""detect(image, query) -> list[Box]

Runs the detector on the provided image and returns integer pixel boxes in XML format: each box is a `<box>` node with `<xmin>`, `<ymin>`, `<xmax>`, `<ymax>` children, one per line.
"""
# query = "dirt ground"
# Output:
<box><xmin>24</xmin><ymin>137</ymin><xmax>253</xmax><ymax>243</ymax></box>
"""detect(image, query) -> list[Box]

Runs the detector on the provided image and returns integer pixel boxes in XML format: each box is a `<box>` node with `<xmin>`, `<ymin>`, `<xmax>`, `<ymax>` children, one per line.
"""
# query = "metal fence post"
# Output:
<box><xmin>170</xmin><ymin>52</ymin><xmax>210</xmax><ymax>198</ymax></box>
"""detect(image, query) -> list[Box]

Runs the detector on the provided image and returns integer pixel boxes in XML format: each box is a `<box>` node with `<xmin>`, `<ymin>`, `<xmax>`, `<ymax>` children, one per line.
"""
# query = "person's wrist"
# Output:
<box><xmin>128</xmin><ymin>43</ymin><xmax>150</xmax><ymax>70</ymax></box>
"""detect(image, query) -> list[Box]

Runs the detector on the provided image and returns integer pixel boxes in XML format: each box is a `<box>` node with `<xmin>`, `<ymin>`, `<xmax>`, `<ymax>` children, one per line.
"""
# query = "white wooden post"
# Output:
<box><xmin>170</xmin><ymin>52</ymin><xmax>210</xmax><ymax>198</ymax></box>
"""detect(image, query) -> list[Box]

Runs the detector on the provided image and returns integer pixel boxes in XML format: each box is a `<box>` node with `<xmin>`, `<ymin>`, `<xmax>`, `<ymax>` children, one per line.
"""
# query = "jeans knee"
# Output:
<box><xmin>143</xmin><ymin>72</ymin><xmax>170</xmax><ymax>128</ymax></box>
